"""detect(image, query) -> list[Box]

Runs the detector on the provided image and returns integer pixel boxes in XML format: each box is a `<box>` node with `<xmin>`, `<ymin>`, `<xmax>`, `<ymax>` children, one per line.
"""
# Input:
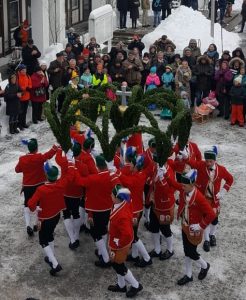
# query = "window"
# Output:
<box><xmin>9</xmin><ymin>0</ymin><xmax>20</xmax><ymax>29</ymax></box>
<box><xmin>72</xmin><ymin>0</ymin><xmax>79</xmax><ymax>9</ymax></box>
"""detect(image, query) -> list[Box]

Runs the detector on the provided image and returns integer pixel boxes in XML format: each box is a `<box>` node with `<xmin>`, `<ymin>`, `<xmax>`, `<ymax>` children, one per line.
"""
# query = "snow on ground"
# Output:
<box><xmin>142</xmin><ymin>6</ymin><xmax>241</xmax><ymax>55</ymax></box>
<box><xmin>233</xmin><ymin>0</ymin><xmax>243</xmax><ymax>11</ymax></box>
<box><xmin>0</xmin><ymin>104</ymin><xmax>246</xmax><ymax>299</ymax></box>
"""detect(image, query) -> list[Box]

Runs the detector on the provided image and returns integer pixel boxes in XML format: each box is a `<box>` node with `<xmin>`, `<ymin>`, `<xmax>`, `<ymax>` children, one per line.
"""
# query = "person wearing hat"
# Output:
<box><xmin>154</xmin><ymin>35</ymin><xmax>176</xmax><ymax>53</ymax></box>
<box><xmin>108</xmin><ymin>184</ymin><xmax>143</xmax><ymax>297</ymax></box>
<box><xmin>146</xmin><ymin>66</ymin><xmax>160</xmax><ymax>92</ymax></box>
<box><xmin>122</xmin><ymin>51</ymin><xmax>143</xmax><ymax>87</ymax></box>
<box><xmin>119</xmin><ymin>155</ymin><xmax>153</xmax><ymax>268</ymax></box>
<box><xmin>13</xmin><ymin>20</ymin><xmax>29</xmax><ymax>48</ymax></box>
<box><xmin>161</xmin><ymin>65</ymin><xmax>174</xmax><ymax>90</ymax></box>
<box><xmin>79</xmin><ymin>137</ymin><xmax>98</xmax><ymax>174</ymax></box>
<box><xmin>126</xmin><ymin>133</ymin><xmax>144</xmax><ymax>156</ymax></box>
<box><xmin>230</xmin><ymin>75</ymin><xmax>246</xmax><ymax>126</ymax></box>
<box><xmin>4</xmin><ymin>73</ymin><xmax>22</xmax><ymax>134</ymax></box>
<box><xmin>171</xmin><ymin>54</ymin><xmax>182</xmax><ymax>76</ymax></box>
<box><xmin>55</xmin><ymin>147</ymin><xmax>89</xmax><ymax>249</ymax></box>
<box><xmin>17</xmin><ymin>64</ymin><xmax>32</xmax><ymax>130</ymax></box>
<box><xmin>28</xmin><ymin>159</ymin><xmax>75</xmax><ymax>276</ymax></box>
<box><xmin>174</xmin><ymin>169</ymin><xmax>216</xmax><ymax>285</ymax></box>
<box><xmin>182</xmin><ymin>146</ymin><xmax>233</xmax><ymax>252</ymax></box>
<box><xmin>72</xmin><ymin>35</ymin><xmax>84</xmax><ymax>59</ymax></box>
<box><xmin>31</xmin><ymin>66</ymin><xmax>49</xmax><ymax>124</ymax></box>
<box><xmin>121</xmin><ymin>146</ymin><xmax>138</xmax><ymax>175</ymax></box>
<box><xmin>22</xmin><ymin>39</ymin><xmax>41</xmax><ymax>75</ymax></box>
<box><xmin>48</xmin><ymin>52</ymin><xmax>67</xmax><ymax>92</ymax></box>
<box><xmin>15</xmin><ymin>140</ymin><xmax>58</xmax><ymax>236</ymax></box>
<box><xmin>86</xmin><ymin>37</ymin><xmax>101</xmax><ymax>54</ymax></box>
<box><xmin>74</xmin><ymin>155</ymin><xmax>120</xmax><ymax>268</ymax></box>
<box><xmin>92</xmin><ymin>63</ymin><xmax>108</xmax><ymax>87</ymax></box>
<box><xmin>128</xmin><ymin>35</ymin><xmax>145</xmax><ymax>57</ymax></box>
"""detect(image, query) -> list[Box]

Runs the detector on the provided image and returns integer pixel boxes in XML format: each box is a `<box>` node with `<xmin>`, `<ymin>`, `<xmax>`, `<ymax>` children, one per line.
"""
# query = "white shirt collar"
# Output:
<box><xmin>113</xmin><ymin>202</ymin><xmax>122</xmax><ymax>211</ymax></box>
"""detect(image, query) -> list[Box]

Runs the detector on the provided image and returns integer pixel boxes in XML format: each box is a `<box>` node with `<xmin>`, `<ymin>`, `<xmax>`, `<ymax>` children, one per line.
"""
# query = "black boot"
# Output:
<box><xmin>49</xmin><ymin>264</ymin><xmax>62</xmax><ymax>276</ymax></box>
<box><xmin>177</xmin><ymin>275</ymin><xmax>193</xmax><ymax>285</ymax></box>
<box><xmin>210</xmin><ymin>235</ymin><xmax>217</xmax><ymax>246</ymax></box>
<box><xmin>14</xmin><ymin>122</ymin><xmax>20</xmax><ymax>134</ymax></box>
<box><xmin>134</xmin><ymin>257</ymin><xmax>152</xmax><ymax>268</ymax></box>
<box><xmin>203</xmin><ymin>240</ymin><xmax>210</xmax><ymax>252</ymax></box>
<box><xmin>27</xmin><ymin>226</ymin><xmax>34</xmax><ymax>236</ymax></box>
<box><xmin>159</xmin><ymin>249</ymin><xmax>174</xmax><ymax>260</ymax></box>
<box><xmin>149</xmin><ymin>249</ymin><xmax>162</xmax><ymax>258</ymax></box>
<box><xmin>126</xmin><ymin>283</ymin><xmax>143</xmax><ymax>298</ymax></box>
<box><xmin>108</xmin><ymin>284</ymin><xmax>127</xmax><ymax>292</ymax></box>
<box><xmin>198</xmin><ymin>263</ymin><xmax>210</xmax><ymax>280</ymax></box>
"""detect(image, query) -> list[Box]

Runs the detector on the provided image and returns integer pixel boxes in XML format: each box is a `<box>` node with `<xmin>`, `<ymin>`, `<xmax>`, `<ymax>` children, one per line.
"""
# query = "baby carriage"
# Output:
<box><xmin>8</xmin><ymin>47</ymin><xmax>22</xmax><ymax>73</ymax></box>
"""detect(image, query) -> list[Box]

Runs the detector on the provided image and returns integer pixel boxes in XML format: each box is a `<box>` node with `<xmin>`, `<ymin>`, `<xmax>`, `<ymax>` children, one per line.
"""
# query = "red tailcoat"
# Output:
<box><xmin>126</xmin><ymin>133</ymin><xmax>144</xmax><ymax>155</ymax></box>
<box><xmin>78</xmin><ymin>150</ymin><xmax>98</xmax><ymax>174</ymax></box>
<box><xmin>28</xmin><ymin>165</ymin><xmax>75</xmax><ymax>220</ymax></box>
<box><xmin>15</xmin><ymin>146</ymin><xmax>57</xmax><ymax>186</ymax></box>
<box><xmin>109</xmin><ymin>201</ymin><xmax>134</xmax><ymax>250</ymax></box>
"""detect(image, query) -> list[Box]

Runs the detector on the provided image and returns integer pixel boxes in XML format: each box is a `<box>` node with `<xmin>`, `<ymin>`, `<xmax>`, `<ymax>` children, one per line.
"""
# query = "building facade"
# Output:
<box><xmin>0</xmin><ymin>0</ymin><xmax>107</xmax><ymax>57</ymax></box>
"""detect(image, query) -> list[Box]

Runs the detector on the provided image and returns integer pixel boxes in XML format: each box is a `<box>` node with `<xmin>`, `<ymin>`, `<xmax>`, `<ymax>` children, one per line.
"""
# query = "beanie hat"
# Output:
<box><xmin>112</xmin><ymin>184</ymin><xmax>131</xmax><ymax>202</ymax></box>
<box><xmin>83</xmin><ymin>137</ymin><xmax>95</xmax><ymax>150</ymax></box>
<box><xmin>82</xmin><ymin>48</ymin><xmax>90</xmax><ymax>56</ymax></box>
<box><xmin>44</xmin><ymin>161</ymin><xmax>59</xmax><ymax>182</ymax></box>
<box><xmin>148</xmin><ymin>138</ymin><xmax>156</xmax><ymax>148</ymax></box>
<box><xmin>39</xmin><ymin>60</ymin><xmax>47</xmax><ymax>67</ymax></box>
<box><xmin>165</xmin><ymin>65</ymin><xmax>172</xmax><ymax>71</ymax></box>
<box><xmin>150</xmin><ymin>66</ymin><xmax>157</xmax><ymax>73</ymax></box>
<box><xmin>18</xmin><ymin>64</ymin><xmax>27</xmax><ymax>70</ymax></box>
<box><xmin>23</xmin><ymin>20</ymin><xmax>29</xmax><ymax>27</ymax></box>
<box><xmin>95</xmin><ymin>155</ymin><xmax>107</xmax><ymax>169</ymax></box>
<box><xmin>180</xmin><ymin>169</ymin><xmax>197</xmax><ymax>184</ymax></box>
<box><xmin>125</xmin><ymin>146</ymin><xmax>137</xmax><ymax>162</ymax></box>
<box><xmin>22</xmin><ymin>138</ymin><xmax>38</xmax><ymax>153</ymax></box>
<box><xmin>72</xmin><ymin>142</ymin><xmax>81</xmax><ymax>157</ymax></box>
<box><xmin>204</xmin><ymin>146</ymin><xmax>218</xmax><ymax>161</ymax></box>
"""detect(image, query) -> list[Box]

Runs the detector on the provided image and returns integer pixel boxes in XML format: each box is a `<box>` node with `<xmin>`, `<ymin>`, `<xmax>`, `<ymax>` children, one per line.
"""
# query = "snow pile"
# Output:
<box><xmin>142</xmin><ymin>6</ymin><xmax>241</xmax><ymax>55</ymax></box>
<box><xmin>233</xmin><ymin>0</ymin><xmax>243</xmax><ymax>11</ymax></box>
<box><xmin>40</xmin><ymin>43</ymin><xmax>64</xmax><ymax>68</ymax></box>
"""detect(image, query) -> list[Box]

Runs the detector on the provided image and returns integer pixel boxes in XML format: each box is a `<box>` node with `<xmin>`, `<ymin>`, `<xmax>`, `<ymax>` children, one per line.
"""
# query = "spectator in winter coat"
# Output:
<box><xmin>232</xmin><ymin>47</ymin><xmax>245</xmax><ymax>61</ymax></box>
<box><xmin>229</xmin><ymin>57</ymin><xmax>245</xmax><ymax>77</ymax></box>
<box><xmin>187</xmin><ymin>39</ymin><xmax>201</xmax><ymax>60</ymax></box>
<box><xmin>192</xmin><ymin>55</ymin><xmax>214</xmax><ymax>104</ymax></box>
<box><xmin>149</xmin><ymin>45</ymin><xmax>157</xmax><ymax>63</ymax></box>
<box><xmin>164</xmin><ymin>45</ymin><xmax>175</xmax><ymax>64</ymax></box>
<box><xmin>171</xmin><ymin>54</ymin><xmax>182</xmax><ymax>76</ymax></box>
<box><xmin>110</xmin><ymin>60</ymin><xmax>126</xmax><ymax>83</ymax></box>
<box><xmin>86</xmin><ymin>37</ymin><xmax>101</xmax><ymax>54</ymax></box>
<box><xmin>48</xmin><ymin>52</ymin><xmax>67</xmax><ymax>91</ymax></box>
<box><xmin>128</xmin><ymin>35</ymin><xmax>145</xmax><ymax>57</ymax></box>
<box><xmin>152</xmin><ymin>0</ymin><xmax>162</xmax><ymax>27</ymax></box>
<box><xmin>122</xmin><ymin>51</ymin><xmax>143</xmax><ymax>87</ymax></box>
<box><xmin>92</xmin><ymin>64</ymin><xmax>108</xmax><ymax>87</ymax></box>
<box><xmin>239</xmin><ymin>0</ymin><xmax>246</xmax><ymax>32</ymax></box>
<box><xmin>40</xmin><ymin>60</ymin><xmax>50</xmax><ymax>103</ymax></box>
<box><xmin>218</xmin><ymin>0</ymin><xmax>227</xmax><ymax>21</ymax></box>
<box><xmin>63</xmin><ymin>59</ymin><xmax>80</xmax><ymax>86</ymax></box>
<box><xmin>141</xmin><ymin>0</ymin><xmax>151</xmax><ymax>27</ymax></box>
<box><xmin>204</xmin><ymin>44</ymin><xmax>219</xmax><ymax>66</ymax></box>
<box><xmin>31</xmin><ymin>66</ymin><xmax>49</xmax><ymax>124</ymax></box>
<box><xmin>175</xmin><ymin>60</ymin><xmax>192</xmax><ymax>97</ymax></box>
<box><xmin>146</xmin><ymin>66</ymin><xmax>160</xmax><ymax>91</ymax></box>
<box><xmin>62</xmin><ymin>43</ymin><xmax>76</xmax><ymax>62</ymax></box>
<box><xmin>4</xmin><ymin>73</ymin><xmax>22</xmax><ymax>134</ymax></box>
<box><xmin>230</xmin><ymin>76</ymin><xmax>246</xmax><ymax>126</ymax></box>
<box><xmin>219</xmin><ymin>50</ymin><xmax>231</xmax><ymax>63</ymax></box>
<box><xmin>17</xmin><ymin>64</ymin><xmax>32</xmax><ymax>130</ymax></box>
<box><xmin>162</xmin><ymin>65</ymin><xmax>174</xmax><ymax>90</ymax></box>
<box><xmin>182</xmin><ymin>48</ymin><xmax>197</xmax><ymax>69</ymax></box>
<box><xmin>154</xmin><ymin>35</ymin><xmax>176</xmax><ymax>52</ymax></box>
<box><xmin>117</xmin><ymin>0</ymin><xmax>128</xmax><ymax>29</ymax></box>
<box><xmin>22</xmin><ymin>39</ymin><xmax>41</xmax><ymax>75</ymax></box>
<box><xmin>72</xmin><ymin>35</ymin><xmax>84</xmax><ymax>59</ymax></box>
<box><xmin>214</xmin><ymin>60</ymin><xmax>233</xmax><ymax>118</ymax></box>
<box><xmin>128</xmin><ymin>0</ymin><xmax>140</xmax><ymax>29</ymax></box>
<box><xmin>152</xmin><ymin>51</ymin><xmax>167</xmax><ymax>80</ymax></box>
<box><xmin>141</xmin><ymin>53</ymin><xmax>151</xmax><ymax>88</ymax></box>
<box><xmin>161</xmin><ymin>0</ymin><xmax>172</xmax><ymax>20</ymax></box>
<box><xmin>78</xmin><ymin>67</ymin><xmax>93</xmax><ymax>88</ymax></box>
<box><xmin>13</xmin><ymin>20</ymin><xmax>29</xmax><ymax>47</ymax></box>
<box><xmin>109</xmin><ymin>42</ymin><xmax>127</xmax><ymax>62</ymax></box>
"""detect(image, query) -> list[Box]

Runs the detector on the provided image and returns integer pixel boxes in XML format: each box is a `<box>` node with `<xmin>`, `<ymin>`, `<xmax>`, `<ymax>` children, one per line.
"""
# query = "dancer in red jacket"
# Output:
<box><xmin>184</xmin><ymin>146</ymin><xmax>233</xmax><ymax>252</ymax></box>
<box><xmin>15</xmin><ymin>139</ymin><xmax>58</xmax><ymax>236</ymax></box>
<box><xmin>28</xmin><ymin>160</ymin><xmax>75</xmax><ymax>276</ymax></box>
<box><xmin>108</xmin><ymin>185</ymin><xmax>143</xmax><ymax>298</ymax></box>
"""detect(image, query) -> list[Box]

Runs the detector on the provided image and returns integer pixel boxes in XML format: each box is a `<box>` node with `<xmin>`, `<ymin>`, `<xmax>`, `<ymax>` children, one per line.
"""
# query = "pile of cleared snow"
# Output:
<box><xmin>39</xmin><ymin>43</ymin><xmax>64</xmax><ymax>68</ymax></box>
<box><xmin>233</xmin><ymin>0</ymin><xmax>243</xmax><ymax>11</ymax></box>
<box><xmin>142</xmin><ymin>6</ymin><xmax>241</xmax><ymax>55</ymax></box>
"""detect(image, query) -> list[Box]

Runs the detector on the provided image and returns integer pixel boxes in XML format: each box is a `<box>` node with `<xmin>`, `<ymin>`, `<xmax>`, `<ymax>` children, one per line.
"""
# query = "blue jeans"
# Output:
<box><xmin>153</xmin><ymin>11</ymin><xmax>161</xmax><ymax>27</ymax></box>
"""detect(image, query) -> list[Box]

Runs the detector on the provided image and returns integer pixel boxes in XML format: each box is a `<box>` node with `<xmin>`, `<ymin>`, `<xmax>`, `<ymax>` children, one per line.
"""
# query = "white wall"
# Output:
<box><xmin>92</xmin><ymin>0</ymin><xmax>107</xmax><ymax>10</ymax></box>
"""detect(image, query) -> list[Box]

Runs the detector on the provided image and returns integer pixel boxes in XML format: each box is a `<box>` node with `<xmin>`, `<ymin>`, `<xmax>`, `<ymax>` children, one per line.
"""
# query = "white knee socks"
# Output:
<box><xmin>210</xmin><ymin>224</ymin><xmax>217</xmax><ymax>236</ymax></box>
<box><xmin>124</xmin><ymin>269</ymin><xmax>139</xmax><ymax>288</ymax></box>
<box><xmin>79</xmin><ymin>206</ymin><xmax>85</xmax><ymax>226</ymax></box>
<box><xmin>73</xmin><ymin>218</ymin><xmax>81</xmax><ymax>241</ymax></box>
<box><xmin>152</xmin><ymin>232</ymin><xmax>161</xmax><ymax>254</ymax></box>
<box><xmin>135</xmin><ymin>239</ymin><xmax>150</xmax><ymax>262</ymax></box>
<box><xmin>64</xmin><ymin>219</ymin><xmax>75</xmax><ymax>244</ymax></box>
<box><xmin>144</xmin><ymin>207</ymin><xmax>150</xmax><ymax>223</ymax></box>
<box><xmin>204</xmin><ymin>226</ymin><xmax>210</xmax><ymax>242</ymax></box>
<box><xmin>131</xmin><ymin>242</ymin><xmax>139</xmax><ymax>258</ymax></box>
<box><xmin>117</xmin><ymin>274</ymin><xmax>126</xmax><ymax>288</ymax></box>
<box><xmin>197</xmin><ymin>257</ymin><xmax>207</xmax><ymax>269</ymax></box>
<box><xmin>185</xmin><ymin>256</ymin><xmax>192</xmax><ymax>278</ymax></box>
<box><xmin>95</xmin><ymin>239</ymin><xmax>109</xmax><ymax>263</ymax></box>
<box><xmin>166</xmin><ymin>235</ymin><xmax>173</xmax><ymax>253</ymax></box>
<box><xmin>43</xmin><ymin>245</ymin><xmax>58</xmax><ymax>268</ymax></box>
<box><xmin>24</xmin><ymin>207</ymin><xmax>31</xmax><ymax>227</ymax></box>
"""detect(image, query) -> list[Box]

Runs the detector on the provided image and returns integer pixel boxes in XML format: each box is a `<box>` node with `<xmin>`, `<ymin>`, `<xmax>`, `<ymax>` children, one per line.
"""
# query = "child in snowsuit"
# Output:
<box><xmin>162</xmin><ymin>65</ymin><xmax>174</xmax><ymax>90</ymax></box>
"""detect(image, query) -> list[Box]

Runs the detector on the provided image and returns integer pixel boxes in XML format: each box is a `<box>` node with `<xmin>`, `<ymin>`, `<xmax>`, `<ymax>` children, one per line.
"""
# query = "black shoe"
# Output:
<box><xmin>38</xmin><ymin>118</ymin><xmax>45</xmax><ymax>122</ymax></box>
<box><xmin>44</xmin><ymin>256</ymin><xmax>52</xmax><ymax>268</ymax></box>
<box><xmin>18</xmin><ymin>125</ymin><xmax>24</xmax><ymax>131</ymax></box>
<box><xmin>224</xmin><ymin>116</ymin><xmax>229</xmax><ymax>120</ymax></box>
<box><xmin>127</xmin><ymin>255</ymin><xmax>140</xmax><ymax>263</ymax></box>
<box><xmin>126</xmin><ymin>283</ymin><xmax>143</xmax><ymax>298</ymax></box>
<box><xmin>33</xmin><ymin>120</ymin><xmax>38</xmax><ymax>124</ymax></box>
<box><xmin>49</xmin><ymin>264</ymin><xmax>62</xmax><ymax>276</ymax></box>
<box><xmin>149</xmin><ymin>249</ymin><xmax>161</xmax><ymax>258</ymax></box>
<box><xmin>198</xmin><ymin>263</ymin><xmax>210</xmax><ymax>280</ymax></box>
<box><xmin>144</xmin><ymin>221</ymin><xmax>150</xmax><ymax>231</ymax></box>
<box><xmin>14</xmin><ymin>126</ymin><xmax>20</xmax><ymax>134</ymax></box>
<box><xmin>23</xmin><ymin>124</ymin><xmax>29</xmax><ymax>129</ymax></box>
<box><xmin>94</xmin><ymin>259</ymin><xmax>111</xmax><ymax>268</ymax></box>
<box><xmin>33</xmin><ymin>225</ymin><xmax>38</xmax><ymax>232</ymax></box>
<box><xmin>203</xmin><ymin>240</ymin><xmax>210</xmax><ymax>252</ymax></box>
<box><xmin>69</xmin><ymin>241</ymin><xmax>79</xmax><ymax>250</ymax></box>
<box><xmin>217</xmin><ymin>113</ymin><xmax>223</xmax><ymax>117</ymax></box>
<box><xmin>27</xmin><ymin>226</ymin><xmax>34</xmax><ymax>236</ymax></box>
<box><xmin>80</xmin><ymin>224</ymin><xmax>86</xmax><ymax>232</ymax></box>
<box><xmin>108</xmin><ymin>284</ymin><xmax>127</xmax><ymax>292</ymax></box>
<box><xmin>84</xmin><ymin>226</ymin><xmax>91</xmax><ymax>234</ymax></box>
<box><xmin>177</xmin><ymin>275</ymin><xmax>193</xmax><ymax>285</ymax></box>
<box><xmin>134</xmin><ymin>258</ymin><xmax>152</xmax><ymax>268</ymax></box>
<box><xmin>159</xmin><ymin>249</ymin><xmax>174</xmax><ymax>260</ymax></box>
<box><xmin>210</xmin><ymin>235</ymin><xmax>217</xmax><ymax>247</ymax></box>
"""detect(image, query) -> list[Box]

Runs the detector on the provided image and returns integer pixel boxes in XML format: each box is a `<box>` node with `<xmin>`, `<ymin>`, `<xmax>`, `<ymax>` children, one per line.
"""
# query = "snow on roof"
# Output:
<box><xmin>141</xmin><ymin>6</ymin><xmax>241</xmax><ymax>55</ymax></box>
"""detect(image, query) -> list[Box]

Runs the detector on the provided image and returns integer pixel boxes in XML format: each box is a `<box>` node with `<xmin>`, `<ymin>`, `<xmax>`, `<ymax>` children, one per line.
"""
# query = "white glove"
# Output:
<box><xmin>180</xmin><ymin>149</ymin><xmax>189</xmax><ymax>160</ymax></box>
<box><xmin>108</xmin><ymin>165</ymin><xmax>117</xmax><ymax>174</ymax></box>
<box><xmin>66</xmin><ymin>149</ymin><xmax>74</xmax><ymax>161</ymax></box>
<box><xmin>157</xmin><ymin>165</ymin><xmax>167</xmax><ymax>181</ymax></box>
<box><xmin>84</xmin><ymin>127</ymin><xmax>93</xmax><ymax>139</ymax></box>
<box><xmin>171</xmin><ymin>135</ymin><xmax>179</xmax><ymax>147</ymax></box>
<box><xmin>190</xmin><ymin>224</ymin><xmax>201</xmax><ymax>232</ymax></box>
<box><xmin>216</xmin><ymin>188</ymin><xmax>227</xmax><ymax>201</ymax></box>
